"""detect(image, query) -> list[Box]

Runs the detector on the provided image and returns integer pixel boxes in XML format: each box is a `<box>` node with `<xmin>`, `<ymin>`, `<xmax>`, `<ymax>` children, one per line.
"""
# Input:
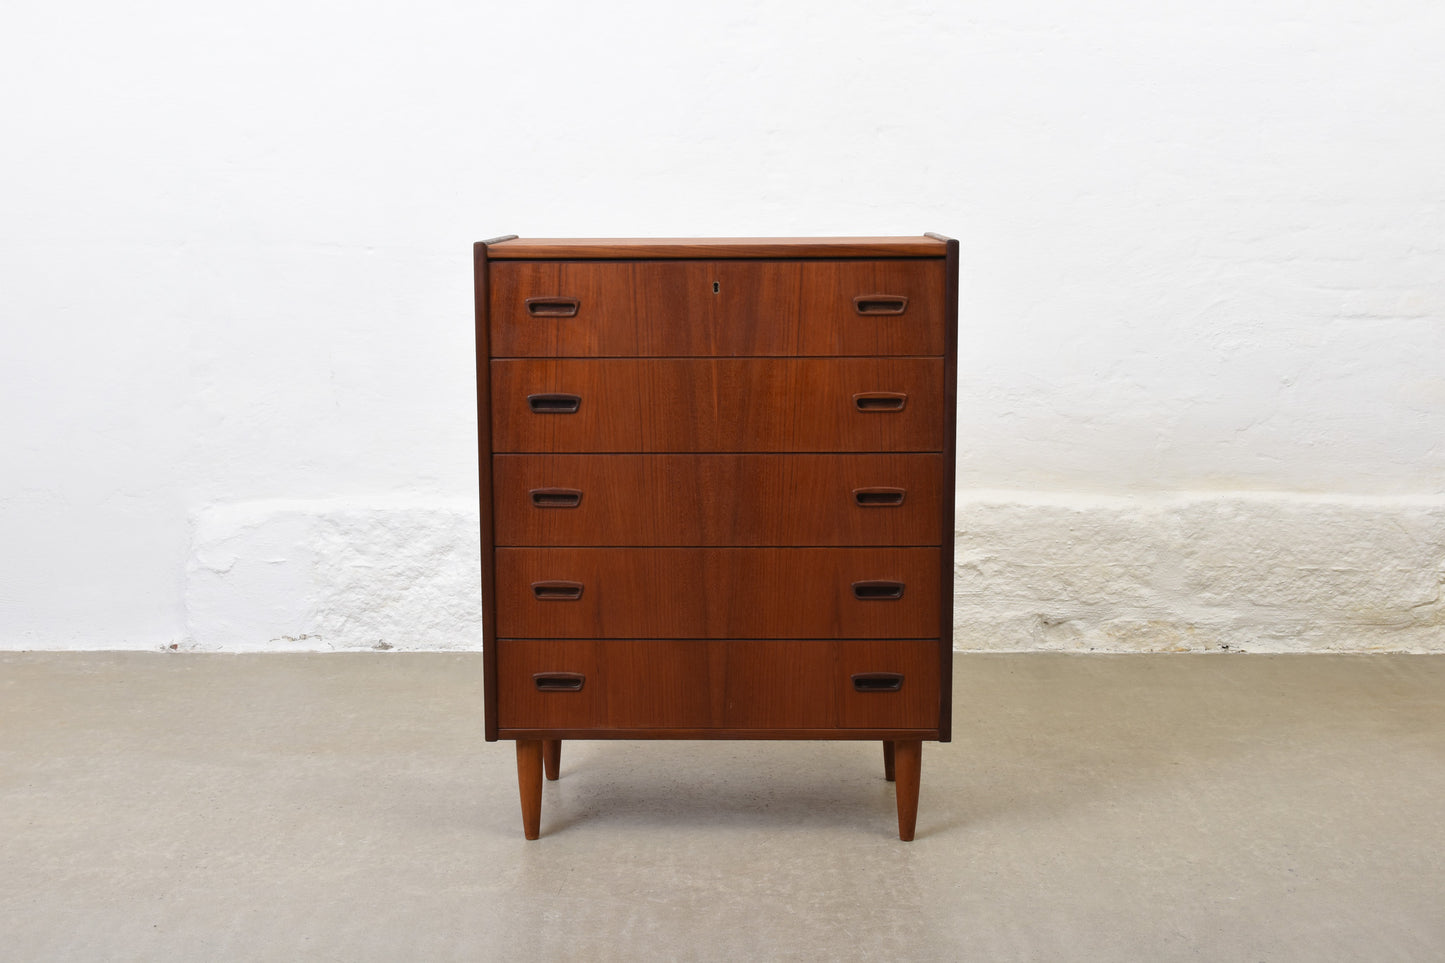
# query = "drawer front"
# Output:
<box><xmin>836</xmin><ymin>640</ymin><xmax>942</xmax><ymax>729</ymax></box>
<box><xmin>495</xmin><ymin>638</ymin><xmax>940</xmax><ymax>730</ymax></box>
<box><xmin>490</xmin><ymin>358</ymin><xmax>944</xmax><ymax>453</ymax></box>
<box><xmin>493</xmin><ymin>453</ymin><xmax>944</xmax><ymax>547</ymax></box>
<box><xmin>495</xmin><ymin>639</ymin><xmax>601</xmax><ymax>729</ymax></box>
<box><xmin>493</xmin><ymin>547</ymin><xmax>940</xmax><ymax>639</ymax></box>
<box><xmin>490</xmin><ymin>259</ymin><xmax>946</xmax><ymax>357</ymax></box>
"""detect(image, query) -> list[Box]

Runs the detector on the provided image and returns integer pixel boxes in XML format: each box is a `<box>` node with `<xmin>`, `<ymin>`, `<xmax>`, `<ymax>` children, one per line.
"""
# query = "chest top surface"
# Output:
<box><xmin>482</xmin><ymin>235</ymin><xmax>950</xmax><ymax>259</ymax></box>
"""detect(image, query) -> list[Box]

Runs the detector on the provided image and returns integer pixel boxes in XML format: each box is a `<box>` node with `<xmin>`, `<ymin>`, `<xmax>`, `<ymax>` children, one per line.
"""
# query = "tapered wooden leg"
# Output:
<box><xmin>516</xmin><ymin>740</ymin><xmax>543</xmax><ymax>840</ymax></box>
<box><xmin>882</xmin><ymin>740</ymin><xmax>896</xmax><ymax>782</ymax></box>
<box><xmin>543</xmin><ymin>739</ymin><xmax>561</xmax><ymax>781</ymax></box>
<box><xmin>893</xmin><ymin>739</ymin><xmax>922</xmax><ymax>841</ymax></box>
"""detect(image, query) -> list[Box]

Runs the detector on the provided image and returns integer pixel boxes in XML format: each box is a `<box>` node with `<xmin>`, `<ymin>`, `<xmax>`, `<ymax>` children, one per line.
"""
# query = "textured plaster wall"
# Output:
<box><xmin>2</xmin><ymin>1</ymin><xmax>1443</xmax><ymax>651</ymax></box>
<box><xmin>180</xmin><ymin>496</ymin><xmax>1443</xmax><ymax>653</ymax></box>
<box><xmin>953</xmin><ymin>494</ymin><xmax>1444</xmax><ymax>652</ymax></box>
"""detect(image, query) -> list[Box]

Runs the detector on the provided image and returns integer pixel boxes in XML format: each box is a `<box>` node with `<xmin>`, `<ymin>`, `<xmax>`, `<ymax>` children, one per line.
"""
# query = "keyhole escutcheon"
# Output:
<box><xmin>712</xmin><ymin>281</ymin><xmax>720</xmax><ymax>294</ymax></box>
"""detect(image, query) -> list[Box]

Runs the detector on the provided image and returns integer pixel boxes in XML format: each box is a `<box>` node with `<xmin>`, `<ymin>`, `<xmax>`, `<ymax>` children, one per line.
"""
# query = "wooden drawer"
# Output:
<box><xmin>489</xmin><ymin>259</ymin><xmax>946</xmax><ymax>357</ymax></box>
<box><xmin>490</xmin><ymin>358</ymin><xmax>944</xmax><ymax>453</ymax></box>
<box><xmin>493</xmin><ymin>547</ymin><xmax>940</xmax><ymax>639</ymax></box>
<box><xmin>495</xmin><ymin>638</ymin><xmax>941</xmax><ymax>731</ymax></box>
<box><xmin>836</xmin><ymin>640</ymin><xmax>943</xmax><ymax>729</ymax></box>
<box><xmin>493</xmin><ymin>453</ymin><xmax>944</xmax><ymax>547</ymax></box>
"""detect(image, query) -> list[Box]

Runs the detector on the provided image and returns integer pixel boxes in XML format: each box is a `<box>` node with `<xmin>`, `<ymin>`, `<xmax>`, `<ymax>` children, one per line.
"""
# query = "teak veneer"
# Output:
<box><xmin>475</xmin><ymin>234</ymin><xmax>958</xmax><ymax>840</ymax></box>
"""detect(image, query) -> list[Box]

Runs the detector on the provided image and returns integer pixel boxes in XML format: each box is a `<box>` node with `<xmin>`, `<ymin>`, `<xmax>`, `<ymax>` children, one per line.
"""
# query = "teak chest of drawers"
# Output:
<box><xmin>474</xmin><ymin>235</ymin><xmax>958</xmax><ymax>840</ymax></box>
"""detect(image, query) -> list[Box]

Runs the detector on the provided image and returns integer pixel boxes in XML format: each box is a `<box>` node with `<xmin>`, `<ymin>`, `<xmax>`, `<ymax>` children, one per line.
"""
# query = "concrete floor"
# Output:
<box><xmin>1</xmin><ymin>654</ymin><xmax>1442</xmax><ymax>962</ymax></box>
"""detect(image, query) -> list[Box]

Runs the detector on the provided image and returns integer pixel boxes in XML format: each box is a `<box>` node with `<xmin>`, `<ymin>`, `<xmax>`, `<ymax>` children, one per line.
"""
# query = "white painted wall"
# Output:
<box><xmin>2</xmin><ymin>1</ymin><xmax>1442</xmax><ymax>651</ymax></box>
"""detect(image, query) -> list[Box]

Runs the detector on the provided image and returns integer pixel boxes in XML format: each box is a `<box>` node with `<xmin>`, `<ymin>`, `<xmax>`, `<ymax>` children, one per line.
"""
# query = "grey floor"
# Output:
<box><xmin>1</xmin><ymin>653</ymin><xmax>1442</xmax><ymax>962</ymax></box>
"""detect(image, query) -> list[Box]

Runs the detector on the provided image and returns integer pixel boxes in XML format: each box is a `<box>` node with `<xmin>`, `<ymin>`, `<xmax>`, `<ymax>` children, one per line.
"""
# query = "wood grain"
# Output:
<box><xmin>595</xmin><ymin>640</ymin><xmax>717</xmax><ymax>728</ymax></box>
<box><xmin>491</xmin><ymin>358</ymin><xmax>944</xmax><ymax>453</ymax></box>
<box><xmin>893</xmin><ymin>739</ymin><xmax>922</xmax><ymax>841</ymax></box>
<box><xmin>543</xmin><ymin>739</ymin><xmax>561</xmax><ymax>781</ymax></box>
<box><xmin>492</xmin><ymin>453</ymin><xmax>944</xmax><ymax>546</ymax></box>
<box><xmin>937</xmin><ymin>234</ymin><xmax>959</xmax><ymax>744</ymax></box>
<box><xmin>478</xmin><ymin>235</ymin><xmax>958</xmax><ymax>839</ymax></box>
<box><xmin>484</xmin><ymin>236</ymin><xmax>949</xmax><ymax>259</ymax></box>
<box><xmin>490</xmin><ymin>259</ymin><xmax>945</xmax><ymax>357</ymax></box>
<box><xmin>836</xmin><ymin>640</ymin><xmax>941</xmax><ymax>729</ymax></box>
<box><xmin>496</xmin><ymin>727</ymin><xmax>940</xmax><ymax>740</ymax></box>
<box><xmin>494</xmin><ymin>639</ymin><xmax>941</xmax><ymax>731</ymax></box>
<box><xmin>474</xmin><ymin>240</ymin><xmax>500</xmax><ymax>742</ymax></box>
<box><xmin>721</xmin><ymin>641</ymin><xmax>837</xmax><ymax>729</ymax></box>
<box><xmin>495</xmin><ymin>639</ymin><xmax>598</xmax><ymax>730</ymax></box>
<box><xmin>493</xmin><ymin>547</ymin><xmax>941</xmax><ymax>639</ymax></box>
<box><xmin>515</xmin><ymin>740</ymin><xmax>543</xmax><ymax>839</ymax></box>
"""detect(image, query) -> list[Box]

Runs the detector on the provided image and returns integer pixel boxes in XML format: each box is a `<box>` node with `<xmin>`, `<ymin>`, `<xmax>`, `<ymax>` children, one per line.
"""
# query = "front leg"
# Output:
<box><xmin>892</xmin><ymin>739</ymin><xmax>921</xmax><ymax>841</ymax></box>
<box><xmin>516</xmin><ymin>740</ymin><xmax>544</xmax><ymax>839</ymax></box>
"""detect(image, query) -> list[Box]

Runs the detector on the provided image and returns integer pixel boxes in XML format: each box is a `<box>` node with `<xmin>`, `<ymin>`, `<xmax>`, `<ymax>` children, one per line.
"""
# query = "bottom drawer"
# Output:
<box><xmin>495</xmin><ymin>638</ymin><xmax>940</xmax><ymax>732</ymax></box>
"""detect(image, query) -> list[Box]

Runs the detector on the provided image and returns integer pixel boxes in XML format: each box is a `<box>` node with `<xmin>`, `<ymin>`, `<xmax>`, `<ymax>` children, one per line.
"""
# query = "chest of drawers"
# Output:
<box><xmin>474</xmin><ymin>235</ymin><xmax>958</xmax><ymax>840</ymax></box>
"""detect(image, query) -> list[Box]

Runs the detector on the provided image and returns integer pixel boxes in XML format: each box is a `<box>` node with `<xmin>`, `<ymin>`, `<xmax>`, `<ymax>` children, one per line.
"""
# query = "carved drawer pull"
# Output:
<box><xmin>533</xmin><ymin>673</ymin><xmax>585</xmax><ymax>692</ymax></box>
<box><xmin>851</xmin><ymin>672</ymin><xmax>904</xmax><ymax>693</ymax></box>
<box><xmin>854</xmin><ymin>294</ymin><xmax>908</xmax><ymax>316</ymax></box>
<box><xmin>525</xmin><ymin>297</ymin><xmax>580</xmax><ymax>318</ymax></box>
<box><xmin>852</xmin><ymin>580</ymin><xmax>905</xmax><ymax>600</ymax></box>
<box><xmin>853</xmin><ymin>392</ymin><xmax>907</xmax><ymax>412</ymax></box>
<box><xmin>527</xmin><ymin>393</ymin><xmax>581</xmax><ymax>414</ymax></box>
<box><xmin>530</xmin><ymin>488</ymin><xmax>583</xmax><ymax>509</ymax></box>
<box><xmin>853</xmin><ymin>487</ymin><xmax>906</xmax><ymax>507</ymax></box>
<box><xmin>532</xmin><ymin>581</ymin><xmax>584</xmax><ymax>601</ymax></box>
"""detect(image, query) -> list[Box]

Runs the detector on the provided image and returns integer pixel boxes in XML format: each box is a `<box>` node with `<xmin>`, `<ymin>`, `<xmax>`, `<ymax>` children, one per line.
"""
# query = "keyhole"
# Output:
<box><xmin>712</xmin><ymin>281</ymin><xmax>720</xmax><ymax>294</ymax></box>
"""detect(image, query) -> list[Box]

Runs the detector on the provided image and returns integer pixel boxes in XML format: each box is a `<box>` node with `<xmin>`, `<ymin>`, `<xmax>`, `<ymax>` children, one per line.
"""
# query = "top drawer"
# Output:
<box><xmin>489</xmin><ymin>259</ymin><xmax>946</xmax><ymax>357</ymax></box>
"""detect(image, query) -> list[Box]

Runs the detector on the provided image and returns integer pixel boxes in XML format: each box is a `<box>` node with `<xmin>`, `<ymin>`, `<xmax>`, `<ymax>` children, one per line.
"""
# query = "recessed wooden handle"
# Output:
<box><xmin>530</xmin><ymin>488</ymin><xmax>582</xmax><ymax>509</ymax></box>
<box><xmin>525</xmin><ymin>297</ymin><xmax>580</xmax><ymax>318</ymax></box>
<box><xmin>853</xmin><ymin>487</ymin><xmax>906</xmax><ymax>507</ymax></box>
<box><xmin>527</xmin><ymin>393</ymin><xmax>580</xmax><ymax>414</ymax></box>
<box><xmin>852</xmin><ymin>672</ymin><xmax>904</xmax><ymax>693</ymax></box>
<box><xmin>852</xmin><ymin>580</ymin><xmax>905</xmax><ymax>600</ymax></box>
<box><xmin>853</xmin><ymin>392</ymin><xmax>907</xmax><ymax>412</ymax></box>
<box><xmin>854</xmin><ymin>294</ymin><xmax>909</xmax><ymax>316</ymax></box>
<box><xmin>532</xmin><ymin>581</ymin><xmax>584</xmax><ymax>601</ymax></box>
<box><xmin>533</xmin><ymin>672</ymin><xmax>585</xmax><ymax>692</ymax></box>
